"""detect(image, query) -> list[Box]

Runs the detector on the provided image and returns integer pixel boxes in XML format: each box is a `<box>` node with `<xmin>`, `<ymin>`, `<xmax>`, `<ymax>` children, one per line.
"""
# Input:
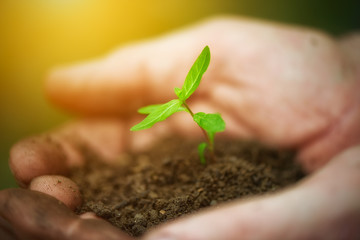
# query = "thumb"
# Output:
<box><xmin>143</xmin><ymin>146</ymin><xmax>360</xmax><ymax>240</ymax></box>
<box><xmin>0</xmin><ymin>188</ymin><xmax>133</xmax><ymax>240</ymax></box>
<box><xmin>46</xmin><ymin>21</ymin><xmax>212</xmax><ymax>116</ymax></box>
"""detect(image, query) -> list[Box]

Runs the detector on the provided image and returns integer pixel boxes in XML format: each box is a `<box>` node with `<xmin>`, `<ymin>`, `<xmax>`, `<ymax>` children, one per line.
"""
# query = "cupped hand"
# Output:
<box><xmin>5</xmin><ymin>16</ymin><xmax>360</xmax><ymax>239</ymax></box>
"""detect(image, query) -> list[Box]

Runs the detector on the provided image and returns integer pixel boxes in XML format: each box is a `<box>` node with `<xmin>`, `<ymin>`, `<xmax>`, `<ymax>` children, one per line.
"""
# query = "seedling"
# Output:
<box><xmin>130</xmin><ymin>46</ymin><xmax>225</xmax><ymax>164</ymax></box>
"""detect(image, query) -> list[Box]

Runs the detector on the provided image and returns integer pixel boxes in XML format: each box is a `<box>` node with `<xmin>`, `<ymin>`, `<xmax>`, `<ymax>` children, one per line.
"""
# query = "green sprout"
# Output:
<box><xmin>130</xmin><ymin>46</ymin><xmax>225</xmax><ymax>164</ymax></box>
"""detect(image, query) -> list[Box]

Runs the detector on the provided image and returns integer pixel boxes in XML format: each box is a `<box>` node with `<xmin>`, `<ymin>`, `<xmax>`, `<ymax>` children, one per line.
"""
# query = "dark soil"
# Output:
<box><xmin>70</xmin><ymin>138</ymin><xmax>305</xmax><ymax>237</ymax></box>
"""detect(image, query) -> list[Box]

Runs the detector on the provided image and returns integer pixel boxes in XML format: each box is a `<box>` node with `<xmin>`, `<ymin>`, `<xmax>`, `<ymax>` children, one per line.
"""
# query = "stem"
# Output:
<box><xmin>182</xmin><ymin>101</ymin><xmax>195</xmax><ymax>116</ymax></box>
<box><xmin>182</xmin><ymin>101</ymin><xmax>214</xmax><ymax>155</ymax></box>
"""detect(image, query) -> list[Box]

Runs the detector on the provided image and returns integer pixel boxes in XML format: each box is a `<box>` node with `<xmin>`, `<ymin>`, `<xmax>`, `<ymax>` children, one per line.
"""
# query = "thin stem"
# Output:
<box><xmin>182</xmin><ymin>101</ymin><xmax>214</xmax><ymax>154</ymax></box>
<box><xmin>182</xmin><ymin>101</ymin><xmax>194</xmax><ymax>116</ymax></box>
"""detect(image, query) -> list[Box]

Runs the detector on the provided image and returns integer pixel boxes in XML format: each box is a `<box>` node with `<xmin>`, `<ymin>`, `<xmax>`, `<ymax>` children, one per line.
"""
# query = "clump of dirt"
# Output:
<box><xmin>70</xmin><ymin>138</ymin><xmax>305</xmax><ymax>237</ymax></box>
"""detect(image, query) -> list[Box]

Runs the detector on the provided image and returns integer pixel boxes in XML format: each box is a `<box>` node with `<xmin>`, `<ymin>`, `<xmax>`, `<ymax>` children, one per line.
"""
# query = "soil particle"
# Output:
<box><xmin>70</xmin><ymin>138</ymin><xmax>305</xmax><ymax>237</ymax></box>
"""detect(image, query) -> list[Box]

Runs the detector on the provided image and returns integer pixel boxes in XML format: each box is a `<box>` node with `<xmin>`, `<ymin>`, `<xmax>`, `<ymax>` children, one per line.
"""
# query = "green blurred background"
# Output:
<box><xmin>1</xmin><ymin>0</ymin><xmax>359</xmax><ymax>189</ymax></box>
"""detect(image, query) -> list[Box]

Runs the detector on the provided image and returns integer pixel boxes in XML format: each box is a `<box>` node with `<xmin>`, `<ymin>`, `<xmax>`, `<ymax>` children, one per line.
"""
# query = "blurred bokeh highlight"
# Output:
<box><xmin>1</xmin><ymin>0</ymin><xmax>359</xmax><ymax>189</ymax></box>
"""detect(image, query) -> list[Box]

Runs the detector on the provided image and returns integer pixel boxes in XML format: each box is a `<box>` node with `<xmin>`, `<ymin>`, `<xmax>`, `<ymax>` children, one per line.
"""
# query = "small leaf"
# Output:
<box><xmin>193</xmin><ymin>112</ymin><xmax>225</xmax><ymax>133</ymax></box>
<box><xmin>193</xmin><ymin>112</ymin><xmax>225</xmax><ymax>144</ymax></box>
<box><xmin>131</xmin><ymin>99</ymin><xmax>182</xmax><ymax>131</ymax></box>
<box><xmin>178</xmin><ymin>46</ymin><xmax>210</xmax><ymax>101</ymax></box>
<box><xmin>198</xmin><ymin>142</ymin><xmax>207</xmax><ymax>165</ymax></box>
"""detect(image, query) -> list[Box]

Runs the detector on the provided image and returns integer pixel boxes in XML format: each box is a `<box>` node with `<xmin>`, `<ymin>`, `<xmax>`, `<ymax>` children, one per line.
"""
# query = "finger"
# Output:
<box><xmin>45</xmin><ymin>20</ymin><xmax>214</xmax><ymax>116</ymax></box>
<box><xmin>52</xmin><ymin>119</ymin><xmax>128</xmax><ymax>165</ymax></box>
<box><xmin>9</xmin><ymin>119</ymin><xmax>127</xmax><ymax>187</ymax></box>
<box><xmin>209</xmin><ymin>84</ymin><xmax>330</xmax><ymax>147</ymax></box>
<box><xmin>143</xmin><ymin>145</ymin><xmax>360</xmax><ymax>240</ymax></box>
<box><xmin>0</xmin><ymin>188</ymin><xmax>133</xmax><ymax>240</ymax></box>
<box><xmin>9</xmin><ymin>135</ymin><xmax>68</xmax><ymax>187</ymax></box>
<box><xmin>29</xmin><ymin>175</ymin><xmax>82</xmax><ymax>210</ymax></box>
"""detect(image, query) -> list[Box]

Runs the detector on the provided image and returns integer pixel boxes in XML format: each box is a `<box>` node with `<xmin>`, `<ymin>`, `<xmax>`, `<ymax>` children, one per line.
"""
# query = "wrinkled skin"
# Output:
<box><xmin>2</xmin><ymin>16</ymin><xmax>360</xmax><ymax>239</ymax></box>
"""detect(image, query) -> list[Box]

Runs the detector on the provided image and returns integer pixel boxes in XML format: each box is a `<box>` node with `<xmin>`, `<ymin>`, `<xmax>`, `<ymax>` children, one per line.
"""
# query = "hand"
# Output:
<box><xmin>0</xmin><ymin>188</ymin><xmax>133</xmax><ymax>240</ymax></box>
<box><xmin>6</xmin><ymin>16</ymin><xmax>360</xmax><ymax>239</ymax></box>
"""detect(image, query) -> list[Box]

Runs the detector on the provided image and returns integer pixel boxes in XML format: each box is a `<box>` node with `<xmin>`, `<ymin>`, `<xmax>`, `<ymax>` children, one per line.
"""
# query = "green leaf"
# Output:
<box><xmin>198</xmin><ymin>142</ymin><xmax>207</xmax><ymax>165</ymax></box>
<box><xmin>193</xmin><ymin>112</ymin><xmax>225</xmax><ymax>133</ymax></box>
<box><xmin>138</xmin><ymin>104</ymin><xmax>163</xmax><ymax>114</ymax></box>
<box><xmin>178</xmin><ymin>46</ymin><xmax>210</xmax><ymax>101</ymax></box>
<box><xmin>131</xmin><ymin>99</ymin><xmax>182</xmax><ymax>131</ymax></box>
<box><xmin>138</xmin><ymin>103</ymin><xmax>186</xmax><ymax>114</ymax></box>
<box><xmin>193</xmin><ymin>112</ymin><xmax>225</xmax><ymax>143</ymax></box>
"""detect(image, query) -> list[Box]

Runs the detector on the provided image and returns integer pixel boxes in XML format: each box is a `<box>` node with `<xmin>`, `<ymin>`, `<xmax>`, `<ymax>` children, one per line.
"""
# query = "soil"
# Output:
<box><xmin>70</xmin><ymin>138</ymin><xmax>305</xmax><ymax>237</ymax></box>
